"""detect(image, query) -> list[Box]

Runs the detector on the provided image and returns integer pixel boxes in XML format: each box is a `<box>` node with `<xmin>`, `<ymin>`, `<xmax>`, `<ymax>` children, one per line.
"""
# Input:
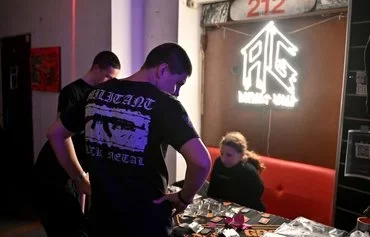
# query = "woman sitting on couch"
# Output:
<box><xmin>207</xmin><ymin>131</ymin><xmax>266</xmax><ymax>211</ymax></box>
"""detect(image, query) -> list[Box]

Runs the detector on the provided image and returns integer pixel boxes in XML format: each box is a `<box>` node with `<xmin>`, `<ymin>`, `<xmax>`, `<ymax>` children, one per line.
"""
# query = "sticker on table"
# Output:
<box><xmin>232</xmin><ymin>207</ymin><xmax>244</xmax><ymax>213</ymax></box>
<box><xmin>258</xmin><ymin>217</ymin><xmax>270</xmax><ymax>224</ymax></box>
<box><xmin>188</xmin><ymin>221</ymin><xmax>204</xmax><ymax>233</ymax></box>
<box><xmin>210</xmin><ymin>216</ymin><xmax>223</xmax><ymax>223</ymax></box>
<box><xmin>241</xmin><ymin>208</ymin><xmax>250</xmax><ymax>213</ymax></box>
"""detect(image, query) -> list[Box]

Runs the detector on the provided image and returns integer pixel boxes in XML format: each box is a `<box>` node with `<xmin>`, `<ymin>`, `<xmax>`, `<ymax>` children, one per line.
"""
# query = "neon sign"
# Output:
<box><xmin>238</xmin><ymin>21</ymin><xmax>299</xmax><ymax>108</ymax></box>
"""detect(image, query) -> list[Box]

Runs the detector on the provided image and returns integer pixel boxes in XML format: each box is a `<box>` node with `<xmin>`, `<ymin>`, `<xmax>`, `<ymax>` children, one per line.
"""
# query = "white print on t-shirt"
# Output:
<box><xmin>86</xmin><ymin>144</ymin><xmax>144</xmax><ymax>166</ymax></box>
<box><xmin>85</xmin><ymin>103</ymin><xmax>151</xmax><ymax>155</ymax></box>
<box><xmin>87</xmin><ymin>89</ymin><xmax>156</xmax><ymax>111</ymax></box>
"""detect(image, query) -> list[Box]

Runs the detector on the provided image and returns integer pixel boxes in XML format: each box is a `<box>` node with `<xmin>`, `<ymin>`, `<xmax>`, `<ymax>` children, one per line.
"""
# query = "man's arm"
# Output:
<box><xmin>178</xmin><ymin>138</ymin><xmax>211</xmax><ymax>203</ymax></box>
<box><xmin>47</xmin><ymin>118</ymin><xmax>90</xmax><ymax>194</ymax></box>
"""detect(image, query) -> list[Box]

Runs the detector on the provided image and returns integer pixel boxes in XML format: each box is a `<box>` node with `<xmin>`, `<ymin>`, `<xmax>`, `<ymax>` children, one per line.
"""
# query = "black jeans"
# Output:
<box><xmin>88</xmin><ymin>200</ymin><xmax>173</xmax><ymax>237</ymax></box>
<box><xmin>32</xmin><ymin>178</ymin><xmax>88</xmax><ymax>237</ymax></box>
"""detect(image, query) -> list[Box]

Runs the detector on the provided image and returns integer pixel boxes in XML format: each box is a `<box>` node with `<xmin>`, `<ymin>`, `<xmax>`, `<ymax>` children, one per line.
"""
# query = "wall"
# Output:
<box><xmin>176</xmin><ymin>1</ymin><xmax>203</xmax><ymax>181</ymax></box>
<box><xmin>201</xmin><ymin>15</ymin><xmax>347</xmax><ymax>169</ymax></box>
<box><xmin>0</xmin><ymin>0</ymin><xmax>182</xmax><ymax>183</ymax></box>
<box><xmin>0</xmin><ymin>0</ymin><xmax>112</xmax><ymax>161</ymax></box>
<box><xmin>111</xmin><ymin>0</ymin><xmax>180</xmax><ymax>184</ymax></box>
<box><xmin>144</xmin><ymin>0</ymin><xmax>179</xmax><ymax>184</ymax></box>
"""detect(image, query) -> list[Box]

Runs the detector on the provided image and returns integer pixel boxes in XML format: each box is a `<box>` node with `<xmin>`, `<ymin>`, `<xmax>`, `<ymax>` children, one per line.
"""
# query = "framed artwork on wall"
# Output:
<box><xmin>30</xmin><ymin>46</ymin><xmax>61</xmax><ymax>92</ymax></box>
<box><xmin>345</xmin><ymin>129</ymin><xmax>370</xmax><ymax>180</ymax></box>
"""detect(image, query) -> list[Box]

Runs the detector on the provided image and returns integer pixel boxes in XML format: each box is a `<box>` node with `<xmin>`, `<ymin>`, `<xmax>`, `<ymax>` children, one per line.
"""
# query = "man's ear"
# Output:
<box><xmin>156</xmin><ymin>63</ymin><xmax>169</xmax><ymax>79</ymax></box>
<box><xmin>91</xmin><ymin>64</ymin><xmax>100</xmax><ymax>72</ymax></box>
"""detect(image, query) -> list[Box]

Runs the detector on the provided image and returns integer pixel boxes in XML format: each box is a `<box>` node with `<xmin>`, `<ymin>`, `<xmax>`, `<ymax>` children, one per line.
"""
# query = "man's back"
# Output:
<box><xmin>60</xmin><ymin>79</ymin><xmax>200</xmax><ymax>232</ymax></box>
<box><xmin>48</xmin><ymin>43</ymin><xmax>211</xmax><ymax>237</ymax></box>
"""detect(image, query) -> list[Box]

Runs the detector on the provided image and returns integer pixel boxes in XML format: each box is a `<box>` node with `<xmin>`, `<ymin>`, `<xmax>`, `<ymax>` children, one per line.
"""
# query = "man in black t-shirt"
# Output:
<box><xmin>47</xmin><ymin>43</ymin><xmax>211</xmax><ymax>237</ymax></box>
<box><xmin>32</xmin><ymin>51</ymin><xmax>120</xmax><ymax>237</ymax></box>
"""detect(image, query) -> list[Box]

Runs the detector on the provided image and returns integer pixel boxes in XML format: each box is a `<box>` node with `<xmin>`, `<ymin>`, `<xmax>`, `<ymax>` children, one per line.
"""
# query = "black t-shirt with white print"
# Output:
<box><xmin>61</xmin><ymin>79</ymin><xmax>199</xmax><ymax>216</ymax></box>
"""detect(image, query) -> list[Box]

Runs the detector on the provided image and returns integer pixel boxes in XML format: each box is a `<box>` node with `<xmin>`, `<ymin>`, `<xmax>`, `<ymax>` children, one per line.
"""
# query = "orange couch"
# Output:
<box><xmin>206</xmin><ymin>146</ymin><xmax>335</xmax><ymax>226</ymax></box>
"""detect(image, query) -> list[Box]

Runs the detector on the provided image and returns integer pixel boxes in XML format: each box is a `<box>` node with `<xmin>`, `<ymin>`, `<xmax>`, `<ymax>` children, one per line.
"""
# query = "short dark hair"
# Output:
<box><xmin>142</xmin><ymin>43</ymin><xmax>192</xmax><ymax>76</ymax></box>
<box><xmin>91</xmin><ymin>51</ymin><xmax>121</xmax><ymax>70</ymax></box>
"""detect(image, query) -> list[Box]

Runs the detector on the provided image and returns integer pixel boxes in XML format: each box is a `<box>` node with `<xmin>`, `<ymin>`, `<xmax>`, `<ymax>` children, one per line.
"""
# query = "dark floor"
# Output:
<box><xmin>0</xmin><ymin>218</ymin><xmax>46</xmax><ymax>237</ymax></box>
<box><xmin>0</xmin><ymin>196</ymin><xmax>46</xmax><ymax>237</ymax></box>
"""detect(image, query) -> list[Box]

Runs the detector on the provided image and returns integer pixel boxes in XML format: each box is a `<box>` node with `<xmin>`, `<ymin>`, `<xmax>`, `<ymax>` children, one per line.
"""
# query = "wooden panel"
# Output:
<box><xmin>202</xmin><ymin>16</ymin><xmax>346</xmax><ymax>169</ymax></box>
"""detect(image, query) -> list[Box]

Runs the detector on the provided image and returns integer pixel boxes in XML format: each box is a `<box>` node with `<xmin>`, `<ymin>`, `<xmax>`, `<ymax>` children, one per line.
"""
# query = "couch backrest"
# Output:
<box><xmin>207</xmin><ymin>146</ymin><xmax>221</xmax><ymax>180</ymax></box>
<box><xmin>206</xmin><ymin>146</ymin><xmax>335</xmax><ymax>226</ymax></box>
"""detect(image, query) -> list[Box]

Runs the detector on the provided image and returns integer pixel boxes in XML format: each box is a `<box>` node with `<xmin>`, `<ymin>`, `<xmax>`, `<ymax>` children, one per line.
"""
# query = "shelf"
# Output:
<box><xmin>336</xmin><ymin>207</ymin><xmax>362</xmax><ymax>216</ymax></box>
<box><xmin>350</xmin><ymin>46</ymin><xmax>366</xmax><ymax>49</ymax></box>
<box><xmin>346</xmin><ymin>94</ymin><xmax>367</xmax><ymax>97</ymax></box>
<box><xmin>352</xmin><ymin>20</ymin><xmax>370</xmax><ymax>25</ymax></box>
<box><xmin>338</xmin><ymin>184</ymin><xmax>370</xmax><ymax>196</ymax></box>
<box><xmin>343</xmin><ymin>116</ymin><xmax>370</xmax><ymax>122</ymax></box>
<box><xmin>348</xmin><ymin>68</ymin><xmax>366</xmax><ymax>71</ymax></box>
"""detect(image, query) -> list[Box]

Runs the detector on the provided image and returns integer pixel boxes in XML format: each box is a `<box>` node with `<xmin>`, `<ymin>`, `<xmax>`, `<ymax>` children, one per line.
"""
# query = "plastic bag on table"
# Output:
<box><xmin>274</xmin><ymin>216</ymin><xmax>348</xmax><ymax>237</ymax></box>
<box><xmin>349</xmin><ymin>230</ymin><xmax>370</xmax><ymax>237</ymax></box>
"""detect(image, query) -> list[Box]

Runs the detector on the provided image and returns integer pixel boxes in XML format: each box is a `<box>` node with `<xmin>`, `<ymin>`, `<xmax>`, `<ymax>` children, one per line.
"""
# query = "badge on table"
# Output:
<box><xmin>261</xmin><ymin>213</ymin><xmax>271</xmax><ymax>218</ymax></box>
<box><xmin>210</xmin><ymin>216</ymin><xmax>223</xmax><ymax>223</ymax></box>
<box><xmin>232</xmin><ymin>207</ymin><xmax>244</xmax><ymax>213</ymax></box>
<box><xmin>206</xmin><ymin>222</ymin><xmax>217</xmax><ymax>228</ymax></box>
<box><xmin>200</xmin><ymin>228</ymin><xmax>212</xmax><ymax>235</ymax></box>
<box><xmin>259</xmin><ymin>217</ymin><xmax>270</xmax><ymax>224</ymax></box>
<box><xmin>188</xmin><ymin>221</ymin><xmax>204</xmax><ymax>233</ymax></box>
<box><xmin>241</xmin><ymin>208</ymin><xmax>250</xmax><ymax>213</ymax></box>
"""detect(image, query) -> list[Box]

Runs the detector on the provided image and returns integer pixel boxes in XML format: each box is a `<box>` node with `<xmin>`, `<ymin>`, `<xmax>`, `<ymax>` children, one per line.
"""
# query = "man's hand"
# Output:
<box><xmin>72</xmin><ymin>172</ymin><xmax>91</xmax><ymax>195</ymax></box>
<box><xmin>153</xmin><ymin>192</ymin><xmax>189</xmax><ymax>216</ymax></box>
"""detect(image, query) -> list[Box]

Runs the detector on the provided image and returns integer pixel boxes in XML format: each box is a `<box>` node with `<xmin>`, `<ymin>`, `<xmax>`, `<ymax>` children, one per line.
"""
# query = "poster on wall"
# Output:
<box><xmin>316</xmin><ymin>0</ymin><xmax>348</xmax><ymax>10</ymax></box>
<box><xmin>345</xmin><ymin>130</ymin><xmax>370</xmax><ymax>180</ymax></box>
<box><xmin>202</xmin><ymin>1</ymin><xmax>230</xmax><ymax>25</ymax></box>
<box><xmin>30</xmin><ymin>46</ymin><xmax>61</xmax><ymax>93</ymax></box>
<box><xmin>201</xmin><ymin>0</ymin><xmax>348</xmax><ymax>25</ymax></box>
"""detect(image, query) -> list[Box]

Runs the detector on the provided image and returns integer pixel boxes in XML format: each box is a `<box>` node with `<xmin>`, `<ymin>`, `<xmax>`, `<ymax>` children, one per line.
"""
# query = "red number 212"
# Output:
<box><xmin>247</xmin><ymin>0</ymin><xmax>285</xmax><ymax>17</ymax></box>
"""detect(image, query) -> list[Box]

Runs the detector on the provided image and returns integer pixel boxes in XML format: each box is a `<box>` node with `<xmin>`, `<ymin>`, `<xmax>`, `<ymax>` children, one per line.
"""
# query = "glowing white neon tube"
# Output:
<box><xmin>239</xmin><ymin>21</ymin><xmax>299</xmax><ymax>108</ymax></box>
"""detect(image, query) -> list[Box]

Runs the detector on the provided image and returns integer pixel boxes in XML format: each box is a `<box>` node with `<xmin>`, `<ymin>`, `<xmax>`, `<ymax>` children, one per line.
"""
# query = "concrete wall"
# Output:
<box><xmin>0</xmin><ymin>0</ymin><xmax>112</xmax><ymax>160</ymax></box>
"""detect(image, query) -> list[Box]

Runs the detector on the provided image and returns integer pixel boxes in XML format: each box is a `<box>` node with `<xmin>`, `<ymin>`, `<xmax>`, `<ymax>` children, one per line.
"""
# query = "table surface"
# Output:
<box><xmin>172</xmin><ymin>197</ymin><xmax>291</xmax><ymax>237</ymax></box>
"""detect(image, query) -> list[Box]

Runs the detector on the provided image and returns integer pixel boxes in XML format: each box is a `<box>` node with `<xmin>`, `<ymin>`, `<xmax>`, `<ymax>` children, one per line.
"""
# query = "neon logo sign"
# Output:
<box><xmin>238</xmin><ymin>21</ymin><xmax>299</xmax><ymax>108</ymax></box>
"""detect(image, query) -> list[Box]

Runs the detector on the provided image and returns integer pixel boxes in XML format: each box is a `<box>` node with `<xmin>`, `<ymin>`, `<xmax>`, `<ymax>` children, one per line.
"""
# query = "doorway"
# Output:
<box><xmin>0</xmin><ymin>33</ymin><xmax>34</xmax><ymax>217</ymax></box>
